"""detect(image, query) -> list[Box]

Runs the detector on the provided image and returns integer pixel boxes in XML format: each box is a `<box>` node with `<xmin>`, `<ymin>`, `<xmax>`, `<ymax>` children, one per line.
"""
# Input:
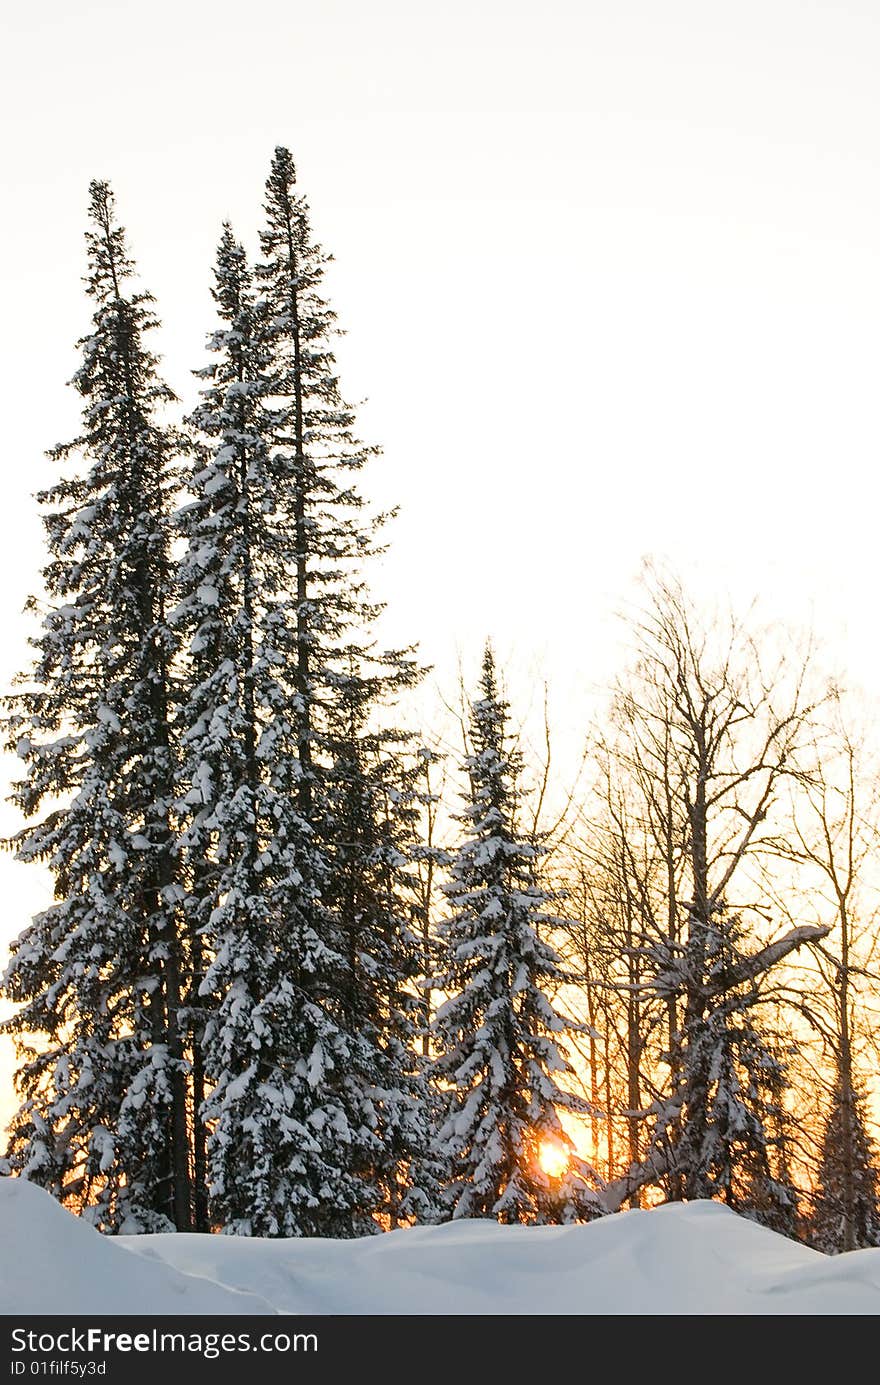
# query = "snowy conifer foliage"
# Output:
<box><xmin>175</xmin><ymin>158</ymin><xmax>428</xmax><ymax>1236</ymax></box>
<box><xmin>172</xmin><ymin>224</ymin><xmax>325</xmax><ymax>1236</ymax></box>
<box><xmin>257</xmin><ymin>145</ymin><xmax>383</xmax><ymax>816</ymax></box>
<box><xmin>431</xmin><ymin>647</ymin><xmax>596</xmax><ymax>1224</ymax></box>
<box><xmin>808</xmin><ymin>1067</ymin><xmax>880</xmax><ymax>1253</ymax></box>
<box><xmin>645</xmin><ymin>907</ymin><xmax>801</xmax><ymax>1228</ymax></box>
<box><xmin>320</xmin><ymin>657</ymin><xmax>435</xmax><ymax>1225</ymax></box>
<box><xmin>0</xmin><ymin>184</ymin><xmax>191</xmax><ymax>1232</ymax></box>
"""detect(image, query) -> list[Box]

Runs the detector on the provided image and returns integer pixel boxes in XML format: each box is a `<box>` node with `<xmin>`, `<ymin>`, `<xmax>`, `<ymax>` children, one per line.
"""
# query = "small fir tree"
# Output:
<box><xmin>808</xmin><ymin>1066</ymin><xmax>880</xmax><ymax>1253</ymax></box>
<box><xmin>430</xmin><ymin>645</ymin><xmax>597</xmax><ymax>1224</ymax></box>
<box><xmin>644</xmin><ymin>905</ymin><xmax>802</xmax><ymax>1228</ymax></box>
<box><xmin>738</xmin><ymin>1047</ymin><xmax>802</xmax><ymax>1239</ymax></box>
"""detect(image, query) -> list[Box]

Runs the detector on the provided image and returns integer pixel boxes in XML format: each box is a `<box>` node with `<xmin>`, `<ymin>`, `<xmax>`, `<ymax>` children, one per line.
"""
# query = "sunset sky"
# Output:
<box><xmin>2</xmin><ymin>0</ymin><xmax>880</xmax><ymax>1128</ymax></box>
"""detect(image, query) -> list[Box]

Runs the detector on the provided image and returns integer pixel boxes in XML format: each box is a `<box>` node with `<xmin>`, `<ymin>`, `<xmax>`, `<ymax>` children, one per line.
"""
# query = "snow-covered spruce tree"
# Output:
<box><xmin>645</xmin><ymin>907</ymin><xmax>802</xmax><ymax>1230</ymax></box>
<box><xmin>172</xmin><ymin>224</ymin><xmax>297</xmax><ymax>1234</ymax></box>
<box><xmin>808</xmin><ymin>1066</ymin><xmax>880</xmax><ymax>1253</ymax></box>
<box><xmin>174</xmin><ymin>221</ymin><xmax>359</xmax><ymax>1237</ymax></box>
<box><xmin>257</xmin><ymin>147</ymin><xmax>432</xmax><ymax>1233</ymax></box>
<box><xmin>430</xmin><ymin>645</ymin><xmax>597</xmax><ymax>1224</ymax></box>
<box><xmin>176</xmin><ymin>154</ymin><xmax>428</xmax><ymax>1236</ymax></box>
<box><xmin>0</xmin><ymin>183</ymin><xmax>191</xmax><ymax>1231</ymax></box>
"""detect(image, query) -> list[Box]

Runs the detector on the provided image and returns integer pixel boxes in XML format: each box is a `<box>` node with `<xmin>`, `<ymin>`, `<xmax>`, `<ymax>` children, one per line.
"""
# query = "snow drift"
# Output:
<box><xmin>3</xmin><ymin>1175</ymin><xmax>880</xmax><ymax>1315</ymax></box>
<box><xmin>0</xmin><ymin>1176</ymin><xmax>275</xmax><ymax>1315</ymax></box>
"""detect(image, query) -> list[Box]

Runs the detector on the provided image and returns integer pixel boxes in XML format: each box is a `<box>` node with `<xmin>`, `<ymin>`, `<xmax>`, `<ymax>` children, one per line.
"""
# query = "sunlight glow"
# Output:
<box><xmin>538</xmin><ymin>1140</ymin><xmax>570</xmax><ymax>1180</ymax></box>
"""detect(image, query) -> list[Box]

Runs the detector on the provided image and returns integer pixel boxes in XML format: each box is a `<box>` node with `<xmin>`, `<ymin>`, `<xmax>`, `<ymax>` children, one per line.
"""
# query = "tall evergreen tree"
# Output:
<box><xmin>255</xmin><ymin>146</ymin><xmax>429</xmax><ymax>1233</ymax></box>
<box><xmin>0</xmin><ymin>183</ymin><xmax>190</xmax><ymax>1231</ymax></box>
<box><xmin>172</xmin><ymin>223</ymin><xmax>300</xmax><ymax>1234</ymax></box>
<box><xmin>808</xmin><ymin>1066</ymin><xmax>880</xmax><ymax>1253</ymax></box>
<box><xmin>257</xmin><ymin>144</ymin><xmax>380</xmax><ymax>822</ymax></box>
<box><xmin>176</xmin><ymin>154</ymin><xmax>428</xmax><ymax>1235</ymax></box>
<box><xmin>174</xmin><ymin>220</ymin><xmax>362</xmax><ymax>1236</ymax></box>
<box><xmin>430</xmin><ymin>645</ymin><xmax>597</xmax><ymax>1224</ymax></box>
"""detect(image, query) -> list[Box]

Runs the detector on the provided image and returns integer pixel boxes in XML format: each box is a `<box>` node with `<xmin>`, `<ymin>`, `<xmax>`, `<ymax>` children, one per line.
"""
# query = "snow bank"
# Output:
<box><xmin>0</xmin><ymin>1178</ymin><xmax>275</xmax><ymax>1315</ymax></box>
<box><xmin>4</xmin><ymin>1175</ymin><xmax>880</xmax><ymax>1315</ymax></box>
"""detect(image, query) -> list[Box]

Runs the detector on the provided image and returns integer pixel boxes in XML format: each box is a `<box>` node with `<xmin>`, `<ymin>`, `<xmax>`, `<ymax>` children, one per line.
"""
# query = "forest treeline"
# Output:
<box><xmin>1</xmin><ymin>150</ymin><xmax>878</xmax><ymax>1253</ymax></box>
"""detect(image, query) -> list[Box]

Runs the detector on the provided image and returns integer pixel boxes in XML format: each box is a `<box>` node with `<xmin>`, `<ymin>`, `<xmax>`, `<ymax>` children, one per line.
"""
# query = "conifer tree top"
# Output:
<box><xmin>84</xmin><ymin>181</ymin><xmax>139</xmax><ymax>302</ymax></box>
<box><xmin>478</xmin><ymin>641</ymin><xmax>499</xmax><ymax>702</ymax></box>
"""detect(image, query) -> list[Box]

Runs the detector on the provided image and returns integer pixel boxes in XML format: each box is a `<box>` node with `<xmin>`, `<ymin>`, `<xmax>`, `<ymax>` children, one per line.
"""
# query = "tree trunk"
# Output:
<box><xmin>838</xmin><ymin>899</ymin><xmax>856</xmax><ymax>1252</ymax></box>
<box><xmin>283</xmin><ymin>210</ymin><xmax>313</xmax><ymax>816</ymax></box>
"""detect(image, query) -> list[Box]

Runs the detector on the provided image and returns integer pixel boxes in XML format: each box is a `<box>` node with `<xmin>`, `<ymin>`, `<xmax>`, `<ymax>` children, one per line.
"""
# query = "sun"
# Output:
<box><xmin>538</xmin><ymin>1139</ymin><xmax>570</xmax><ymax>1179</ymax></box>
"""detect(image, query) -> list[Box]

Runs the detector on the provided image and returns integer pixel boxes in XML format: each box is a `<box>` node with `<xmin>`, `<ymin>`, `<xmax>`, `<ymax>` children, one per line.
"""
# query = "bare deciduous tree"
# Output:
<box><xmin>763</xmin><ymin>697</ymin><xmax>880</xmax><ymax>1249</ymax></box>
<box><xmin>575</xmin><ymin>567</ymin><xmax>829</xmax><ymax>1215</ymax></box>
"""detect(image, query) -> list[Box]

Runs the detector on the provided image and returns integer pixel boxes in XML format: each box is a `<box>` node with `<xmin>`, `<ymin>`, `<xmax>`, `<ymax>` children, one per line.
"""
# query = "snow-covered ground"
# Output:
<box><xmin>3</xmin><ymin>1175</ymin><xmax>880</xmax><ymax>1315</ymax></box>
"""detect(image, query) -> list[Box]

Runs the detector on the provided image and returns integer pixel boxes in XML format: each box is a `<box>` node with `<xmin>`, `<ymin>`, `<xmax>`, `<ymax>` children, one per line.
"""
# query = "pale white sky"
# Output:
<box><xmin>2</xmin><ymin>0</ymin><xmax>880</xmax><ymax>1129</ymax></box>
